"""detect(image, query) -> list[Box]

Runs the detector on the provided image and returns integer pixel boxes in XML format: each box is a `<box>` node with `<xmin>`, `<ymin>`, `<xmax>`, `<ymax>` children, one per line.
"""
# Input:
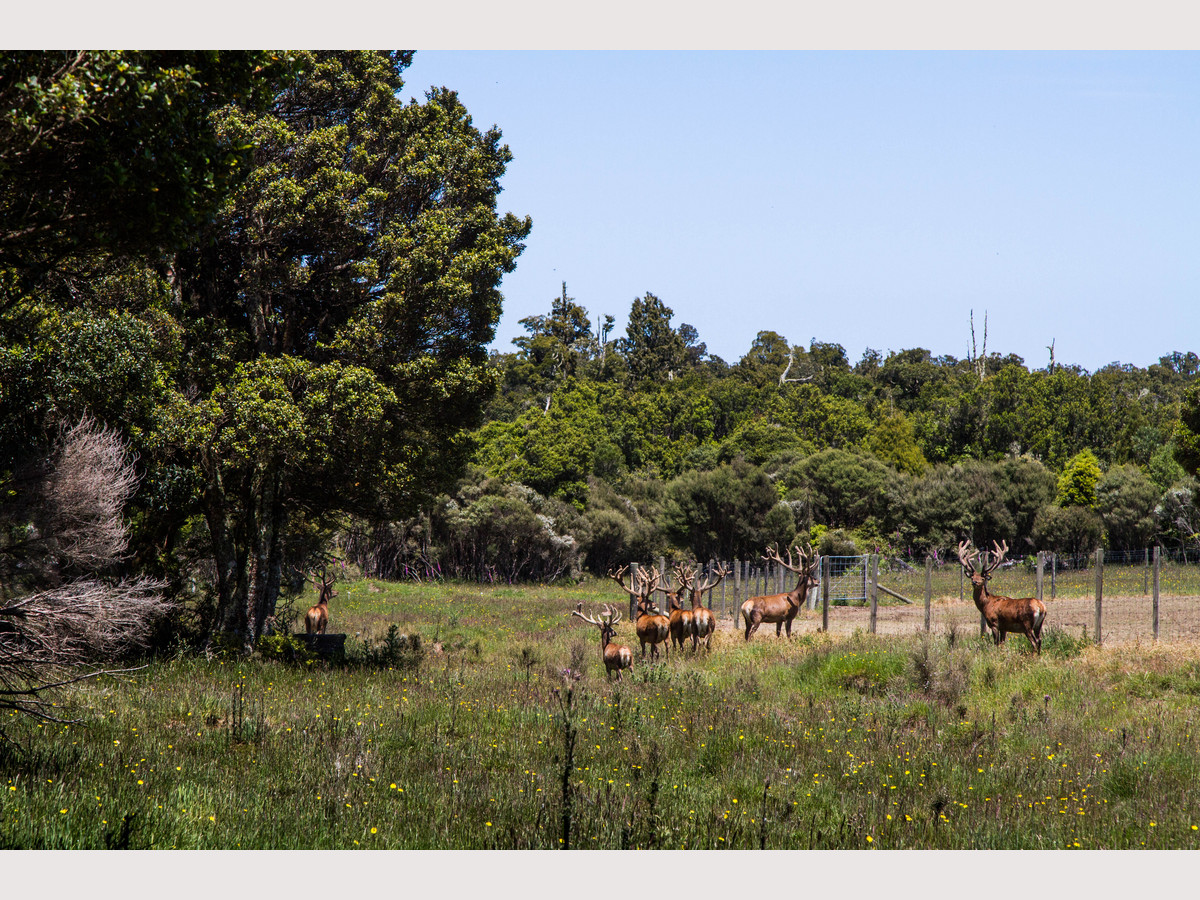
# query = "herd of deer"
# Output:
<box><xmin>570</xmin><ymin>539</ymin><xmax>1049</xmax><ymax>681</ymax></box>
<box><xmin>301</xmin><ymin>539</ymin><xmax>1047</xmax><ymax>680</ymax></box>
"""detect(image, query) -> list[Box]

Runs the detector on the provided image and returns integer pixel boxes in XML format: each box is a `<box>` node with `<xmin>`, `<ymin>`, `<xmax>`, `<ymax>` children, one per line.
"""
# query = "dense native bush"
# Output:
<box><xmin>1096</xmin><ymin>464</ymin><xmax>1160</xmax><ymax>550</ymax></box>
<box><xmin>1030</xmin><ymin>504</ymin><xmax>1104</xmax><ymax>556</ymax></box>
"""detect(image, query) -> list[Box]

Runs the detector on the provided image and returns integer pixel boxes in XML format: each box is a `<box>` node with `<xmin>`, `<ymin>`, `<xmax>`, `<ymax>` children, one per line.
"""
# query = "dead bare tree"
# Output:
<box><xmin>0</xmin><ymin>418</ymin><xmax>170</xmax><ymax>729</ymax></box>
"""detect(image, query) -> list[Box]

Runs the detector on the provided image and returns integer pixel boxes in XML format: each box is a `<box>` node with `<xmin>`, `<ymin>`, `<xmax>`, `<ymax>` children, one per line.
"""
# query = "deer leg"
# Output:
<box><xmin>745</xmin><ymin>613</ymin><xmax>761</xmax><ymax>641</ymax></box>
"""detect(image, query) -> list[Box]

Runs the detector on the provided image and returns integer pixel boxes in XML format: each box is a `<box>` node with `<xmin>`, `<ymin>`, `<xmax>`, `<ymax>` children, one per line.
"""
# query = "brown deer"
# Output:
<box><xmin>571</xmin><ymin>603</ymin><xmax>633</xmax><ymax>680</ymax></box>
<box><xmin>305</xmin><ymin>568</ymin><xmax>338</xmax><ymax>635</ymax></box>
<box><xmin>609</xmin><ymin>565</ymin><xmax>670</xmax><ymax>660</ymax></box>
<box><xmin>957</xmin><ymin>540</ymin><xmax>1047</xmax><ymax>654</ymax></box>
<box><xmin>682</xmin><ymin>562</ymin><xmax>729</xmax><ymax>651</ymax></box>
<box><xmin>656</xmin><ymin>563</ymin><xmax>695</xmax><ymax>652</ymax></box>
<box><xmin>740</xmin><ymin>544</ymin><xmax>819</xmax><ymax>641</ymax></box>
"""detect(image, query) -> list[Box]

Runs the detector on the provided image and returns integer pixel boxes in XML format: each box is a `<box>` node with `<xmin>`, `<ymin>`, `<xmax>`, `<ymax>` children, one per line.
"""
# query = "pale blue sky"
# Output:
<box><xmin>401</xmin><ymin>51</ymin><xmax>1199</xmax><ymax>372</ymax></box>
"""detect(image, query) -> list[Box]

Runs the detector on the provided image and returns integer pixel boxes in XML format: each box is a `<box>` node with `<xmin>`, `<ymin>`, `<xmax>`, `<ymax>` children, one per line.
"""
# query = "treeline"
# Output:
<box><xmin>348</xmin><ymin>285</ymin><xmax>1200</xmax><ymax>580</ymax></box>
<box><xmin>3</xmin><ymin>52</ymin><xmax>1200</xmax><ymax>663</ymax></box>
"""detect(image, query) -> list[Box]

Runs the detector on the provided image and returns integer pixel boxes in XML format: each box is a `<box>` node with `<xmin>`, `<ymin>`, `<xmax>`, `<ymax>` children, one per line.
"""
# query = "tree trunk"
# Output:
<box><xmin>204</xmin><ymin>464</ymin><xmax>286</xmax><ymax>653</ymax></box>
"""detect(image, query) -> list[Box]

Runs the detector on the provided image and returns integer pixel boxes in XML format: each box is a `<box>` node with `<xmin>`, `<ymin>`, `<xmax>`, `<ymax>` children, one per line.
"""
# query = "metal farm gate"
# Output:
<box><xmin>817</xmin><ymin>555</ymin><xmax>869</xmax><ymax>609</ymax></box>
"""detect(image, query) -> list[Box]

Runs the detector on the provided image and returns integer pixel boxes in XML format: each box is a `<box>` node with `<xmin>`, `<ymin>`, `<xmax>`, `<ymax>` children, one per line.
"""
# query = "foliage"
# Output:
<box><xmin>8</xmin><ymin>580</ymin><xmax>1200</xmax><ymax>849</ymax></box>
<box><xmin>1056</xmin><ymin>450</ymin><xmax>1103</xmax><ymax>509</ymax></box>
<box><xmin>1095</xmin><ymin>464</ymin><xmax>1159</xmax><ymax>550</ymax></box>
<box><xmin>1155</xmin><ymin>479</ymin><xmax>1200</xmax><ymax>551</ymax></box>
<box><xmin>153</xmin><ymin>51</ymin><xmax>530</xmax><ymax>645</ymax></box>
<box><xmin>782</xmin><ymin>448</ymin><xmax>894</xmax><ymax>532</ymax></box>
<box><xmin>432</xmin><ymin>471</ymin><xmax>581</xmax><ymax>583</ymax></box>
<box><xmin>1175</xmin><ymin>381</ymin><xmax>1200</xmax><ymax>478</ymax></box>
<box><xmin>0</xmin><ymin>419</ymin><xmax>170</xmax><ymax>729</ymax></box>
<box><xmin>351</xmin><ymin>625</ymin><xmax>424</xmax><ymax>671</ymax></box>
<box><xmin>1031</xmin><ymin>504</ymin><xmax>1104</xmax><ymax>556</ymax></box>
<box><xmin>661</xmin><ymin>459</ymin><xmax>779</xmax><ymax>560</ymax></box>
<box><xmin>0</xmin><ymin>51</ymin><xmax>281</xmax><ymax>292</ymax></box>
<box><xmin>620</xmin><ymin>292</ymin><xmax>688</xmax><ymax>384</ymax></box>
<box><xmin>865</xmin><ymin>407</ymin><xmax>927</xmax><ymax>475</ymax></box>
<box><xmin>1149</xmin><ymin>443</ymin><xmax>1188</xmax><ymax>492</ymax></box>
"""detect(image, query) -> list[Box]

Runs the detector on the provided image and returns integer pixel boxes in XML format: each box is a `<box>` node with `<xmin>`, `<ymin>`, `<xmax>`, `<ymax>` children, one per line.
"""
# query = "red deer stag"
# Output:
<box><xmin>609</xmin><ymin>565</ymin><xmax>670</xmax><ymax>660</ymax></box>
<box><xmin>655</xmin><ymin>563</ymin><xmax>695</xmax><ymax>652</ymax></box>
<box><xmin>571</xmin><ymin>603</ymin><xmax>633</xmax><ymax>680</ymax></box>
<box><xmin>957</xmin><ymin>540</ymin><xmax>1047</xmax><ymax>654</ymax></box>
<box><xmin>305</xmin><ymin>568</ymin><xmax>338</xmax><ymax>635</ymax></box>
<box><xmin>740</xmin><ymin>544</ymin><xmax>819</xmax><ymax>641</ymax></box>
<box><xmin>683</xmin><ymin>562</ymin><xmax>729</xmax><ymax>651</ymax></box>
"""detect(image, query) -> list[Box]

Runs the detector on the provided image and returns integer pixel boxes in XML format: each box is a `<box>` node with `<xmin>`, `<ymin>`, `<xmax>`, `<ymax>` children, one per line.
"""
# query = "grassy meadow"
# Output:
<box><xmin>3</xmin><ymin>576</ymin><xmax>1200</xmax><ymax>849</ymax></box>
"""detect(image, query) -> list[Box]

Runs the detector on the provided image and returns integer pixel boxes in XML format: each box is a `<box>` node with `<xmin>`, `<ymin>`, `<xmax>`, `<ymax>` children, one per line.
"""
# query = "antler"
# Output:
<box><xmin>675</xmin><ymin>562</ymin><xmax>696</xmax><ymax>590</ymax></box>
<box><xmin>694</xmin><ymin>561</ymin><xmax>730</xmax><ymax>594</ymax></box>
<box><xmin>608</xmin><ymin>565</ymin><xmax>639</xmax><ymax>599</ymax></box>
<box><xmin>764</xmin><ymin>544</ymin><xmax>813</xmax><ymax>574</ymax></box>
<box><xmin>603</xmin><ymin>603</ymin><xmax>622</xmax><ymax>625</ymax></box>
<box><xmin>984</xmin><ymin>540</ymin><xmax>1009</xmax><ymax>575</ymax></box>
<box><xmin>956</xmin><ymin>541</ymin><xmax>979</xmax><ymax>574</ymax></box>
<box><xmin>635</xmin><ymin>565</ymin><xmax>661</xmax><ymax>598</ymax></box>
<box><xmin>571</xmin><ymin>603</ymin><xmax>603</xmax><ymax>626</ymax></box>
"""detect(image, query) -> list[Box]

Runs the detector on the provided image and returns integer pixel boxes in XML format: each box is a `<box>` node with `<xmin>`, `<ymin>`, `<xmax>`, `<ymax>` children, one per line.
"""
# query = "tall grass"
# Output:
<box><xmin>2</xmin><ymin>578</ymin><xmax>1200</xmax><ymax>848</ymax></box>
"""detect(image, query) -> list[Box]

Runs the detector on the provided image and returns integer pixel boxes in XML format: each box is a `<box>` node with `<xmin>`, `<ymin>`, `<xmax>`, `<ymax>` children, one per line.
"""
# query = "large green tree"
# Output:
<box><xmin>160</xmin><ymin>52</ymin><xmax>530</xmax><ymax>646</ymax></box>
<box><xmin>0</xmin><ymin>51</ymin><xmax>279</xmax><ymax>297</ymax></box>
<box><xmin>620</xmin><ymin>292</ymin><xmax>687</xmax><ymax>383</ymax></box>
<box><xmin>1175</xmin><ymin>381</ymin><xmax>1200</xmax><ymax>479</ymax></box>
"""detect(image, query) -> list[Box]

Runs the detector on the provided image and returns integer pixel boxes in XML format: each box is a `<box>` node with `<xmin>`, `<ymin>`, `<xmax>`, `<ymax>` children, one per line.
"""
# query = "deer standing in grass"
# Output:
<box><xmin>740</xmin><ymin>544</ymin><xmax>819</xmax><ymax>641</ymax></box>
<box><xmin>682</xmin><ymin>562</ymin><xmax>729</xmax><ymax>651</ymax></box>
<box><xmin>609</xmin><ymin>565</ymin><xmax>670</xmax><ymax>660</ymax></box>
<box><xmin>957</xmin><ymin>540</ymin><xmax>1047</xmax><ymax>654</ymax></box>
<box><xmin>655</xmin><ymin>563</ymin><xmax>695</xmax><ymax>652</ymax></box>
<box><xmin>571</xmin><ymin>603</ymin><xmax>633</xmax><ymax>680</ymax></box>
<box><xmin>305</xmin><ymin>568</ymin><xmax>337</xmax><ymax>635</ymax></box>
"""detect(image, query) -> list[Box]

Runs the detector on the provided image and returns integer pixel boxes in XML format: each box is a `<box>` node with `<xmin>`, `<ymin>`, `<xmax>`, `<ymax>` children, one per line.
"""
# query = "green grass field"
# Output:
<box><xmin>3</xmin><ymin>576</ymin><xmax>1200</xmax><ymax>849</ymax></box>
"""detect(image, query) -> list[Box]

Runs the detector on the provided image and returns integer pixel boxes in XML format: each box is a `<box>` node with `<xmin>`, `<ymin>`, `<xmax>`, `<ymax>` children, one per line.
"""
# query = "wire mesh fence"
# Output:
<box><xmin>674</xmin><ymin>548</ymin><xmax>1200</xmax><ymax>645</ymax></box>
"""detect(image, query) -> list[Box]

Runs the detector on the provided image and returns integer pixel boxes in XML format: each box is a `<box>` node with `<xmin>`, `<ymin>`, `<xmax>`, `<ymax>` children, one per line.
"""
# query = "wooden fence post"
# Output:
<box><xmin>822</xmin><ymin>554</ymin><xmax>830</xmax><ymax>633</ymax></box>
<box><xmin>721</xmin><ymin>563</ymin><xmax>727</xmax><ymax>619</ymax></box>
<box><xmin>924</xmin><ymin>556</ymin><xmax>932</xmax><ymax>633</ymax></box>
<box><xmin>869</xmin><ymin>554</ymin><xmax>879</xmax><ymax>635</ymax></box>
<box><xmin>1094</xmin><ymin>548</ymin><xmax>1104</xmax><ymax>645</ymax></box>
<box><xmin>1051</xmin><ymin>553</ymin><xmax>1056</xmax><ymax>599</ymax></box>
<box><xmin>1036</xmin><ymin>551</ymin><xmax>1044</xmax><ymax>602</ymax></box>
<box><xmin>979</xmin><ymin>550</ymin><xmax>988</xmax><ymax>637</ymax></box>
<box><xmin>1153</xmin><ymin>545</ymin><xmax>1160</xmax><ymax>641</ymax></box>
<box><xmin>628</xmin><ymin>561</ymin><xmax>639</xmax><ymax>621</ymax></box>
<box><xmin>733</xmin><ymin>559</ymin><xmax>740</xmax><ymax>620</ymax></box>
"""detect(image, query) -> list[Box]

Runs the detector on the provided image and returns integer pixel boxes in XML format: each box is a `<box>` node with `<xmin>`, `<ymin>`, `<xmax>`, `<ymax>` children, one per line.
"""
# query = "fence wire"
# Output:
<box><xmin>697</xmin><ymin>549</ymin><xmax>1200</xmax><ymax>645</ymax></box>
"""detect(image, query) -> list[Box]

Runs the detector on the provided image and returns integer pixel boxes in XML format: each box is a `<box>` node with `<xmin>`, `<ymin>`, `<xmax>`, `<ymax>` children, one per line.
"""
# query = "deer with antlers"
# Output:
<box><xmin>956</xmin><ymin>540</ymin><xmax>1047</xmax><ymax>654</ymax></box>
<box><xmin>305</xmin><ymin>568</ymin><xmax>338</xmax><ymax>635</ymax></box>
<box><xmin>571</xmin><ymin>602</ymin><xmax>633</xmax><ymax>680</ymax></box>
<box><xmin>740</xmin><ymin>544</ymin><xmax>819</xmax><ymax>641</ymax></box>
<box><xmin>682</xmin><ymin>562</ymin><xmax>729</xmax><ymax>651</ymax></box>
<box><xmin>609</xmin><ymin>565</ymin><xmax>670</xmax><ymax>660</ymax></box>
<box><xmin>654</xmin><ymin>563</ymin><xmax>696</xmax><ymax>652</ymax></box>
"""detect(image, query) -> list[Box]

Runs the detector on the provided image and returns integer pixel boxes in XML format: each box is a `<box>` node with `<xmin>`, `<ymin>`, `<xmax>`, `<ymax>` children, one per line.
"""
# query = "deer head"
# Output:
<box><xmin>572</xmin><ymin>603</ymin><xmax>622</xmax><ymax>646</ymax></box>
<box><xmin>957</xmin><ymin>539</ymin><xmax>1010</xmax><ymax>589</ymax></box>
<box><xmin>308</xmin><ymin>568</ymin><xmax>338</xmax><ymax>606</ymax></box>
<box><xmin>763</xmin><ymin>543</ymin><xmax>819</xmax><ymax>590</ymax></box>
